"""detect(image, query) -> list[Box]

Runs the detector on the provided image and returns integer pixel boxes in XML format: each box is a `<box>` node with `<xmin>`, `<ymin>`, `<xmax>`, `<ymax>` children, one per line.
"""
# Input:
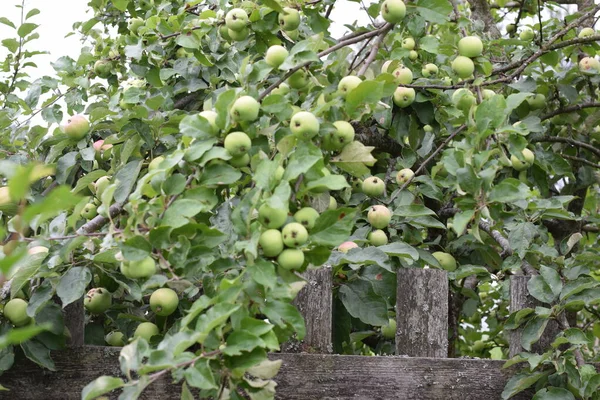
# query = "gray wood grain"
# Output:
<box><xmin>64</xmin><ymin>298</ymin><xmax>85</xmax><ymax>347</ymax></box>
<box><xmin>396</xmin><ymin>268</ymin><xmax>448</xmax><ymax>357</ymax></box>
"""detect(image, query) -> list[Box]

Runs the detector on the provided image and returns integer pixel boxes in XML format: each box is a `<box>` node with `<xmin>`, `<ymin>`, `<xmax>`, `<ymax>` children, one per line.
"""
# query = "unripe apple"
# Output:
<box><xmin>381</xmin><ymin>0</ymin><xmax>406</xmax><ymax>23</ymax></box>
<box><xmin>258</xmin><ymin>204</ymin><xmax>288</xmax><ymax>229</ymax></box>
<box><xmin>351</xmin><ymin>178</ymin><xmax>363</xmax><ymax>193</ymax></box>
<box><xmin>228</xmin><ymin>27</ymin><xmax>249</xmax><ymax>41</ymax></box>
<box><xmin>328</xmin><ymin>196</ymin><xmax>337</xmax><ymax>210</ymax></box>
<box><xmin>510</xmin><ymin>148</ymin><xmax>535</xmax><ymax>171</ymax></box>
<box><xmin>27</xmin><ymin>245</ymin><xmax>48</xmax><ymax>256</ymax></box>
<box><xmin>199</xmin><ymin>110</ymin><xmax>219</xmax><ymax>135</ymax></box>
<box><xmin>134</xmin><ymin>322</ymin><xmax>159</xmax><ymax>341</ymax></box>
<box><xmin>519</xmin><ymin>28</ymin><xmax>534</xmax><ymax>41</ymax></box>
<box><xmin>338</xmin><ymin>76</ymin><xmax>362</xmax><ymax>98</ymax></box>
<box><xmin>579</xmin><ymin>57</ymin><xmax>600</xmax><ymax>75</ymax></box>
<box><xmin>452</xmin><ymin>56</ymin><xmax>475</xmax><ymax>79</ymax></box>
<box><xmin>81</xmin><ymin>203</ymin><xmax>98</xmax><ymax>220</ymax></box>
<box><xmin>148</xmin><ymin>156</ymin><xmax>165</xmax><ymax>172</ymax></box>
<box><xmin>381</xmin><ymin>318</ymin><xmax>397</xmax><ymax>339</ymax></box>
<box><xmin>432</xmin><ymin>251</ymin><xmax>457</xmax><ymax>271</ymax></box>
<box><xmin>120</xmin><ymin>256</ymin><xmax>156</xmax><ymax>279</ymax></box>
<box><xmin>231</xmin><ymin>96</ymin><xmax>260</xmax><ymax>122</ymax></box>
<box><xmin>362</xmin><ymin>176</ymin><xmax>385</xmax><ymax>197</ymax></box>
<box><xmin>423</xmin><ymin>125</ymin><xmax>433</xmax><ymax>132</ymax></box>
<box><xmin>149</xmin><ymin>288</ymin><xmax>179</xmax><ymax>316</ymax></box>
<box><xmin>392</xmin><ymin>66</ymin><xmax>413</xmax><ymax>84</ymax></box>
<box><xmin>277</xmin><ymin>248</ymin><xmax>304</xmax><ymax>270</ymax></box>
<box><xmin>402</xmin><ymin>37</ymin><xmax>415</xmax><ymax>50</ymax></box>
<box><xmin>275</xmin><ymin>165</ymin><xmax>285</xmax><ymax>182</ymax></box>
<box><xmin>506</xmin><ymin>24</ymin><xmax>516</xmax><ymax>34</ymax></box>
<box><xmin>94</xmin><ymin>176</ymin><xmax>111</xmax><ymax>199</ymax></box>
<box><xmin>408</xmin><ymin>50</ymin><xmax>418</xmax><ymax>60</ymax></box>
<box><xmin>84</xmin><ymin>287</ymin><xmax>112</xmax><ymax>314</ymax></box>
<box><xmin>338</xmin><ymin>241</ymin><xmax>358</xmax><ymax>253</ymax></box>
<box><xmin>482</xmin><ymin>89</ymin><xmax>495</xmax><ymax>100</ymax></box>
<box><xmin>527</xmin><ymin>94</ymin><xmax>546</xmax><ymax>110</ymax></box>
<box><xmin>265</xmin><ymin>45</ymin><xmax>289</xmax><ymax>68</ymax></box>
<box><xmin>381</xmin><ymin>60</ymin><xmax>393</xmax><ymax>74</ymax></box>
<box><xmin>259</xmin><ymin>229</ymin><xmax>284</xmax><ymax>257</ymax></box>
<box><xmin>294</xmin><ymin>207</ymin><xmax>319</xmax><ymax>230</ymax></box>
<box><xmin>452</xmin><ymin>88</ymin><xmax>476</xmax><ymax>110</ymax></box>
<box><xmin>288</xmin><ymin>69</ymin><xmax>309</xmax><ymax>89</ymax></box>
<box><xmin>229</xmin><ymin>153</ymin><xmax>250</xmax><ymax>168</ymax></box>
<box><xmin>128</xmin><ymin>17</ymin><xmax>144</xmax><ymax>34</ymax></box>
<box><xmin>396</xmin><ymin>168</ymin><xmax>414</xmax><ymax>185</ymax></box>
<box><xmin>393</xmin><ymin>87</ymin><xmax>415</xmax><ymax>108</ymax></box>
<box><xmin>579</xmin><ymin>27</ymin><xmax>595</xmax><ymax>38</ymax></box>
<box><xmin>224</xmin><ymin>131</ymin><xmax>252</xmax><ymax>156</ymax></box>
<box><xmin>94</xmin><ymin>60</ymin><xmax>112</xmax><ymax>79</ymax></box>
<box><xmin>225</xmin><ymin>8</ymin><xmax>249</xmax><ymax>32</ymax></box>
<box><xmin>324</xmin><ymin>120</ymin><xmax>355</xmax><ymax>150</ymax></box>
<box><xmin>368</xmin><ymin>229</ymin><xmax>388</xmax><ymax>246</ymax></box>
<box><xmin>3</xmin><ymin>298</ymin><xmax>31</xmax><ymax>327</ymax></box>
<box><xmin>367</xmin><ymin>205</ymin><xmax>392</xmax><ymax>229</ymax></box>
<box><xmin>457</xmin><ymin>36</ymin><xmax>483</xmax><ymax>58</ymax></box>
<box><xmin>290</xmin><ymin>111</ymin><xmax>320</xmax><ymax>140</ymax></box>
<box><xmin>282</xmin><ymin>222</ymin><xmax>309</xmax><ymax>248</ymax></box>
<box><xmin>176</xmin><ymin>48</ymin><xmax>191</xmax><ymax>61</ymax></box>
<box><xmin>106</xmin><ymin>331</ymin><xmax>125</xmax><ymax>346</ymax></box>
<box><xmin>63</xmin><ymin>115</ymin><xmax>90</xmax><ymax>140</ymax></box>
<box><xmin>271</xmin><ymin>82</ymin><xmax>290</xmax><ymax>96</ymax></box>
<box><xmin>421</xmin><ymin>63</ymin><xmax>438</xmax><ymax>77</ymax></box>
<box><xmin>278</xmin><ymin>7</ymin><xmax>301</xmax><ymax>31</ymax></box>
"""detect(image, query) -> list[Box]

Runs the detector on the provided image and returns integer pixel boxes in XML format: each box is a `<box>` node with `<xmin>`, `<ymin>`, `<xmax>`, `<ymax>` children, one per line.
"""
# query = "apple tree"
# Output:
<box><xmin>0</xmin><ymin>0</ymin><xmax>600</xmax><ymax>398</ymax></box>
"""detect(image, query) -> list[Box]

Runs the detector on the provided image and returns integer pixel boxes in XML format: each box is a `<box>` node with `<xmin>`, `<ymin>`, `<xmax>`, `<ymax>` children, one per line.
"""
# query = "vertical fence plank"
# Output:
<box><xmin>396</xmin><ymin>268</ymin><xmax>448</xmax><ymax>358</ymax></box>
<box><xmin>509</xmin><ymin>275</ymin><xmax>560</xmax><ymax>357</ymax></box>
<box><xmin>64</xmin><ymin>298</ymin><xmax>85</xmax><ymax>347</ymax></box>
<box><xmin>282</xmin><ymin>267</ymin><xmax>332</xmax><ymax>354</ymax></box>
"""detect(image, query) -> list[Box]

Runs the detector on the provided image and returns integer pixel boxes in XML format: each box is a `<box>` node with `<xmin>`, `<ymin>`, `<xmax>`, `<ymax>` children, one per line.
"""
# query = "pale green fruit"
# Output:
<box><xmin>381</xmin><ymin>318</ymin><xmax>397</xmax><ymax>339</ymax></box>
<box><xmin>277</xmin><ymin>248</ymin><xmax>304</xmax><ymax>270</ymax></box>
<box><xmin>324</xmin><ymin>120</ymin><xmax>355</xmax><ymax>150</ymax></box>
<box><xmin>352</xmin><ymin>178</ymin><xmax>363</xmax><ymax>193</ymax></box>
<box><xmin>259</xmin><ymin>229</ymin><xmax>284</xmax><ymax>257</ymax></box>
<box><xmin>294</xmin><ymin>207</ymin><xmax>319</xmax><ymax>230</ymax></box>
<box><xmin>288</xmin><ymin>69</ymin><xmax>309</xmax><ymax>89</ymax></box>
<box><xmin>258</xmin><ymin>204</ymin><xmax>288</xmax><ymax>229</ymax></box>
<box><xmin>4</xmin><ymin>298</ymin><xmax>31</xmax><ymax>327</ymax></box>
<box><xmin>231</xmin><ymin>96</ymin><xmax>260</xmax><ymax>122</ymax></box>
<box><xmin>402</xmin><ymin>37</ymin><xmax>415</xmax><ymax>50</ymax></box>
<box><xmin>421</xmin><ymin>63</ymin><xmax>438</xmax><ymax>77</ymax></box>
<box><xmin>265</xmin><ymin>45</ymin><xmax>289</xmax><ymax>68</ymax></box>
<box><xmin>423</xmin><ymin>125</ymin><xmax>433</xmax><ymax>132</ymax></box>
<box><xmin>506</xmin><ymin>24</ymin><xmax>516</xmax><ymax>34</ymax></box>
<box><xmin>94</xmin><ymin>60</ymin><xmax>112</xmax><ymax>78</ymax></box>
<box><xmin>224</xmin><ymin>131</ymin><xmax>252</xmax><ymax>156</ymax></box>
<box><xmin>84</xmin><ymin>287</ymin><xmax>112</xmax><ymax>314</ymax></box>
<box><xmin>367</xmin><ymin>205</ymin><xmax>392</xmax><ymax>229</ymax></box>
<box><xmin>128</xmin><ymin>17</ymin><xmax>144</xmax><ymax>34</ymax></box>
<box><xmin>519</xmin><ymin>28</ymin><xmax>534</xmax><ymax>41</ymax></box>
<box><xmin>510</xmin><ymin>148</ymin><xmax>535</xmax><ymax>171</ymax></box>
<box><xmin>281</xmin><ymin>222</ymin><xmax>309</xmax><ymax>247</ymax></box>
<box><xmin>392</xmin><ymin>66</ymin><xmax>413</xmax><ymax>84</ymax></box>
<box><xmin>63</xmin><ymin>115</ymin><xmax>90</xmax><ymax>140</ymax></box>
<box><xmin>452</xmin><ymin>56</ymin><xmax>475</xmax><ymax>79</ymax></box>
<box><xmin>121</xmin><ymin>256</ymin><xmax>156</xmax><ymax>279</ymax></box>
<box><xmin>199</xmin><ymin>110</ymin><xmax>219</xmax><ymax>135</ymax></box>
<box><xmin>290</xmin><ymin>111</ymin><xmax>320</xmax><ymax>140</ymax></box>
<box><xmin>393</xmin><ymin>87</ymin><xmax>415</xmax><ymax>108</ymax></box>
<box><xmin>219</xmin><ymin>24</ymin><xmax>231</xmax><ymax>40</ymax></box>
<box><xmin>482</xmin><ymin>89</ymin><xmax>495</xmax><ymax>100</ymax></box>
<box><xmin>278</xmin><ymin>7</ymin><xmax>300</xmax><ymax>31</ymax></box>
<box><xmin>381</xmin><ymin>0</ymin><xmax>406</xmax><ymax>23</ymax></box>
<box><xmin>396</xmin><ymin>168</ymin><xmax>414</xmax><ymax>185</ymax></box>
<box><xmin>229</xmin><ymin>153</ymin><xmax>250</xmax><ymax>168</ymax></box>
<box><xmin>148</xmin><ymin>156</ymin><xmax>165</xmax><ymax>171</ymax></box>
<box><xmin>271</xmin><ymin>82</ymin><xmax>290</xmax><ymax>96</ymax></box>
<box><xmin>527</xmin><ymin>94</ymin><xmax>546</xmax><ymax>110</ymax></box>
<box><xmin>452</xmin><ymin>88</ymin><xmax>476</xmax><ymax>110</ymax></box>
<box><xmin>106</xmin><ymin>331</ymin><xmax>125</xmax><ymax>346</ymax></box>
<box><xmin>150</xmin><ymin>288</ymin><xmax>179</xmax><ymax>316</ymax></box>
<box><xmin>275</xmin><ymin>165</ymin><xmax>285</xmax><ymax>181</ymax></box>
<box><xmin>134</xmin><ymin>322</ymin><xmax>159</xmax><ymax>341</ymax></box>
<box><xmin>408</xmin><ymin>50</ymin><xmax>418</xmax><ymax>60</ymax></box>
<box><xmin>338</xmin><ymin>241</ymin><xmax>358</xmax><ymax>253</ymax></box>
<box><xmin>328</xmin><ymin>196</ymin><xmax>337</xmax><ymax>210</ymax></box>
<box><xmin>369</xmin><ymin>229</ymin><xmax>388</xmax><ymax>246</ymax></box>
<box><xmin>337</xmin><ymin>76</ymin><xmax>362</xmax><ymax>98</ymax></box>
<box><xmin>284</xmin><ymin>29</ymin><xmax>299</xmax><ymax>40</ymax></box>
<box><xmin>81</xmin><ymin>203</ymin><xmax>98</xmax><ymax>220</ymax></box>
<box><xmin>362</xmin><ymin>176</ymin><xmax>385</xmax><ymax>197</ymax></box>
<box><xmin>381</xmin><ymin>60</ymin><xmax>393</xmax><ymax>73</ymax></box>
<box><xmin>432</xmin><ymin>251</ymin><xmax>457</xmax><ymax>271</ymax></box>
<box><xmin>228</xmin><ymin>27</ymin><xmax>249</xmax><ymax>41</ymax></box>
<box><xmin>94</xmin><ymin>176</ymin><xmax>111</xmax><ymax>199</ymax></box>
<box><xmin>458</xmin><ymin>36</ymin><xmax>483</xmax><ymax>58</ymax></box>
<box><xmin>225</xmin><ymin>8</ymin><xmax>249</xmax><ymax>31</ymax></box>
<box><xmin>579</xmin><ymin>27</ymin><xmax>595</xmax><ymax>38</ymax></box>
<box><xmin>579</xmin><ymin>57</ymin><xmax>600</xmax><ymax>75</ymax></box>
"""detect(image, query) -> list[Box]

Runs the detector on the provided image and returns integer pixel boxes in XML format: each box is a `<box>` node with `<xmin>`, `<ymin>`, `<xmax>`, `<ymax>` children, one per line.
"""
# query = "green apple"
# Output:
<box><xmin>392</xmin><ymin>66</ymin><xmax>413</xmax><ymax>84</ymax></box>
<box><xmin>275</xmin><ymin>165</ymin><xmax>285</xmax><ymax>182</ymax></box>
<box><xmin>421</xmin><ymin>63</ymin><xmax>438</xmax><ymax>77</ymax></box>
<box><xmin>277</xmin><ymin>248</ymin><xmax>304</xmax><ymax>270</ymax></box>
<box><xmin>106</xmin><ymin>331</ymin><xmax>125</xmax><ymax>346</ymax></box>
<box><xmin>258</xmin><ymin>203</ymin><xmax>288</xmax><ymax>229</ymax></box>
<box><xmin>381</xmin><ymin>318</ymin><xmax>397</xmax><ymax>339</ymax></box>
<box><xmin>259</xmin><ymin>229</ymin><xmax>284</xmax><ymax>257</ymax></box>
<box><xmin>393</xmin><ymin>87</ymin><xmax>415</xmax><ymax>108</ymax></box>
<box><xmin>265</xmin><ymin>45</ymin><xmax>289</xmax><ymax>68</ymax></box>
<box><xmin>148</xmin><ymin>156</ymin><xmax>165</xmax><ymax>171</ymax></box>
<box><xmin>228</xmin><ymin>27</ymin><xmax>249</xmax><ymax>41</ymax></box>
<box><xmin>225</xmin><ymin>8</ymin><xmax>248</xmax><ymax>31</ymax></box>
<box><xmin>271</xmin><ymin>82</ymin><xmax>290</xmax><ymax>96</ymax></box>
<box><xmin>408</xmin><ymin>50</ymin><xmax>418</xmax><ymax>60</ymax></box>
<box><xmin>369</xmin><ymin>229</ymin><xmax>389</xmax><ymax>246</ymax></box>
<box><xmin>511</xmin><ymin>148</ymin><xmax>535</xmax><ymax>171</ymax></box>
<box><xmin>324</xmin><ymin>120</ymin><xmax>355</xmax><ymax>150</ymax></box>
<box><xmin>482</xmin><ymin>89</ymin><xmax>495</xmax><ymax>100</ymax></box>
<box><xmin>328</xmin><ymin>196</ymin><xmax>337</xmax><ymax>210</ymax></box>
<box><xmin>337</xmin><ymin>75</ymin><xmax>362</xmax><ymax>98</ymax></box>
<box><xmin>351</xmin><ymin>178</ymin><xmax>363</xmax><ymax>193</ymax></box>
<box><xmin>452</xmin><ymin>56</ymin><xmax>475</xmax><ymax>79</ymax></box>
<box><xmin>381</xmin><ymin>60</ymin><xmax>393</xmax><ymax>74</ymax></box>
<box><xmin>281</xmin><ymin>222</ymin><xmax>309</xmax><ymax>247</ymax></box>
<box><xmin>120</xmin><ymin>256</ymin><xmax>156</xmax><ymax>279</ymax></box>
<box><xmin>458</xmin><ymin>36</ymin><xmax>483</xmax><ymax>58</ymax></box>
<box><xmin>63</xmin><ymin>115</ymin><xmax>90</xmax><ymax>140</ymax></box>
<box><xmin>150</xmin><ymin>288</ymin><xmax>179</xmax><ymax>316</ymax></box>
<box><xmin>423</xmin><ymin>125</ymin><xmax>433</xmax><ymax>132</ymax></box>
<box><xmin>176</xmin><ymin>47</ymin><xmax>192</xmax><ymax>59</ymax></box>
<box><xmin>527</xmin><ymin>94</ymin><xmax>546</xmax><ymax>110</ymax></box>
<box><xmin>3</xmin><ymin>298</ymin><xmax>31</xmax><ymax>327</ymax></box>
<box><xmin>294</xmin><ymin>207</ymin><xmax>319</xmax><ymax>230</ymax></box>
<box><xmin>224</xmin><ymin>131</ymin><xmax>252</xmax><ymax>156</ymax></box>
<box><xmin>381</xmin><ymin>0</ymin><xmax>406</xmax><ymax>23</ymax></box>
<box><xmin>128</xmin><ymin>17</ymin><xmax>144</xmax><ymax>34</ymax></box>
<box><xmin>94</xmin><ymin>60</ymin><xmax>112</xmax><ymax>78</ymax></box>
<box><xmin>362</xmin><ymin>176</ymin><xmax>385</xmax><ymax>197</ymax></box>
<box><xmin>231</xmin><ymin>96</ymin><xmax>260</xmax><ymax>122</ymax></box>
<box><xmin>290</xmin><ymin>111</ymin><xmax>320</xmax><ymax>140</ymax></box>
<box><xmin>134</xmin><ymin>322</ymin><xmax>159</xmax><ymax>341</ymax></box>
<box><xmin>367</xmin><ymin>205</ymin><xmax>392</xmax><ymax>229</ymax></box>
<box><xmin>338</xmin><ymin>241</ymin><xmax>358</xmax><ymax>253</ymax></box>
<box><xmin>520</xmin><ymin>28</ymin><xmax>534</xmax><ymax>41</ymax></box>
<box><xmin>579</xmin><ymin>57</ymin><xmax>600</xmax><ymax>75</ymax></box>
<box><xmin>84</xmin><ymin>287</ymin><xmax>112</xmax><ymax>314</ymax></box>
<box><xmin>506</xmin><ymin>24</ymin><xmax>516</xmax><ymax>34</ymax></box>
<box><xmin>199</xmin><ymin>110</ymin><xmax>219</xmax><ymax>135</ymax></box>
<box><xmin>81</xmin><ymin>203</ymin><xmax>98</xmax><ymax>220</ymax></box>
<box><xmin>219</xmin><ymin>24</ymin><xmax>231</xmax><ymax>40</ymax></box>
<box><xmin>402</xmin><ymin>37</ymin><xmax>415</xmax><ymax>50</ymax></box>
<box><xmin>396</xmin><ymin>168</ymin><xmax>414</xmax><ymax>185</ymax></box>
<box><xmin>432</xmin><ymin>251</ymin><xmax>457</xmax><ymax>271</ymax></box>
<box><xmin>94</xmin><ymin>176</ymin><xmax>111</xmax><ymax>199</ymax></box>
<box><xmin>452</xmin><ymin>88</ymin><xmax>476</xmax><ymax>109</ymax></box>
<box><xmin>579</xmin><ymin>27</ymin><xmax>595</xmax><ymax>38</ymax></box>
<box><xmin>229</xmin><ymin>153</ymin><xmax>250</xmax><ymax>168</ymax></box>
<box><xmin>278</xmin><ymin>7</ymin><xmax>301</xmax><ymax>31</ymax></box>
<box><xmin>288</xmin><ymin>69</ymin><xmax>309</xmax><ymax>89</ymax></box>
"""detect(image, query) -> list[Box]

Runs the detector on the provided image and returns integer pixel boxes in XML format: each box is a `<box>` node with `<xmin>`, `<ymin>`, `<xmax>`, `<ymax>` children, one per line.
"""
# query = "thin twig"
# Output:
<box><xmin>562</xmin><ymin>154</ymin><xmax>600</xmax><ymax>168</ymax></box>
<box><xmin>530</xmin><ymin>136</ymin><xmax>600</xmax><ymax>158</ymax></box>
<box><xmin>541</xmin><ymin>101</ymin><xmax>600</xmax><ymax>120</ymax></box>
<box><xmin>357</xmin><ymin>24</ymin><xmax>392</xmax><ymax>76</ymax></box>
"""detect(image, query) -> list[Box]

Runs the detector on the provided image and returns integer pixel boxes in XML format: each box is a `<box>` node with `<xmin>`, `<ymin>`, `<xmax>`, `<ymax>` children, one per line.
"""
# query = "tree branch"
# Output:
<box><xmin>541</xmin><ymin>101</ymin><xmax>600</xmax><ymax>120</ymax></box>
<box><xmin>529</xmin><ymin>136</ymin><xmax>600</xmax><ymax>158</ymax></box>
<box><xmin>357</xmin><ymin>24</ymin><xmax>392</xmax><ymax>76</ymax></box>
<box><xmin>76</xmin><ymin>202</ymin><xmax>124</xmax><ymax>235</ymax></box>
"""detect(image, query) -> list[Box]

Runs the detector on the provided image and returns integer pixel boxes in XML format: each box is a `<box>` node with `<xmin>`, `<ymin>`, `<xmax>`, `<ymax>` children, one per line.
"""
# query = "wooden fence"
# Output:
<box><xmin>3</xmin><ymin>269</ymin><xmax>556</xmax><ymax>399</ymax></box>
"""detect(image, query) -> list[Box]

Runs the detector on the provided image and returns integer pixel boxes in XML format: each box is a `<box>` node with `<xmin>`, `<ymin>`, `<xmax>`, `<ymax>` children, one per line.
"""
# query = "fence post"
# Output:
<box><xmin>64</xmin><ymin>298</ymin><xmax>85</xmax><ymax>347</ymax></box>
<box><xmin>509</xmin><ymin>275</ymin><xmax>561</xmax><ymax>357</ymax></box>
<box><xmin>282</xmin><ymin>267</ymin><xmax>332</xmax><ymax>354</ymax></box>
<box><xmin>396</xmin><ymin>268</ymin><xmax>448</xmax><ymax>358</ymax></box>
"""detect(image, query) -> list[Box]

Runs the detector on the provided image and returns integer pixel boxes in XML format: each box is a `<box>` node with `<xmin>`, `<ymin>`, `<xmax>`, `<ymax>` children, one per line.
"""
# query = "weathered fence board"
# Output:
<box><xmin>1</xmin><ymin>347</ymin><xmax>534</xmax><ymax>400</ymax></box>
<box><xmin>64</xmin><ymin>297</ymin><xmax>85</xmax><ymax>347</ymax></box>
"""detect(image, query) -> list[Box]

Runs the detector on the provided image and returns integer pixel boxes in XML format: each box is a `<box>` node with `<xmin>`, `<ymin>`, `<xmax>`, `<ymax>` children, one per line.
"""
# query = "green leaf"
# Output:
<box><xmin>163</xmin><ymin>199</ymin><xmax>212</xmax><ymax>228</ymax></box>
<box><xmin>282</xmin><ymin>141</ymin><xmax>322</xmax><ymax>181</ymax></box>
<box><xmin>113</xmin><ymin>0</ymin><xmax>130</xmax><ymax>12</ymax></box>
<box><xmin>527</xmin><ymin>274</ymin><xmax>556</xmax><ymax>304</ymax></box>
<box><xmin>310</xmin><ymin>208</ymin><xmax>357</xmax><ymax>247</ymax></box>
<box><xmin>508</xmin><ymin>222</ymin><xmax>537</xmax><ymax>258</ymax></box>
<box><xmin>476</xmin><ymin>94</ymin><xmax>507</xmax><ymax>133</ymax></box>
<box><xmin>17</xmin><ymin>23</ymin><xmax>38</xmax><ymax>38</ymax></box>
<box><xmin>261</xmin><ymin>300</ymin><xmax>306</xmax><ymax>340</ymax></box>
<box><xmin>0</xmin><ymin>18</ymin><xmax>16</xmax><ymax>29</ymax></box>
<box><xmin>262</xmin><ymin>0</ymin><xmax>284</xmax><ymax>13</ymax></box>
<box><xmin>248</xmin><ymin>260</ymin><xmax>277</xmax><ymax>290</ymax></box>
<box><xmin>531</xmin><ymin>387</ymin><xmax>575</xmax><ymax>400</ymax></box>
<box><xmin>23</xmin><ymin>185</ymin><xmax>82</xmax><ymax>225</ymax></box>
<box><xmin>339</xmin><ymin>278</ymin><xmax>388</xmax><ymax>326</ymax></box>
<box><xmin>199</xmin><ymin>163</ymin><xmax>242</xmax><ymax>186</ymax></box>
<box><xmin>184</xmin><ymin>359</ymin><xmax>218</xmax><ymax>390</ymax></box>
<box><xmin>195</xmin><ymin>303</ymin><xmax>241</xmax><ymax>344</ymax></box>
<box><xmin>449</xmin><ymin>265</ymin><xmax>490</xmax><ymax>280</ymax></box>
<box><xmin>452</xmin><ymin>209</ymin><xmax>475</xmax><ymax>236</ymax></box>
<box><xmin>304</xmin><ymin>175</ymin><xmax>349</xmax><ymax>193</ymax></box>
<box><xmin>489</xmin><ymin>178</ymin><xmax>531</xmax><ymax>203</ymax></box>
<box><xmin>539</xmin><ymin>266</ymin><xmax>562</xmax><ymax>299</ymax></box>
<box><xmin>413</xmin><ymin>0</ymin><xmax>453</xmax><ymax>23</ymax></box>
<box><xmin>180</xmin><ymin>114</ymin><xmax>217</xmax><ymax>139</ymax></box>
<box><xmin>501</xmin><ymin>372</ymin><xmax>549</xmax><ymax>400</ymax></box>
<box><xmin>223</xmin><ymin>330</ymin><xmax>265</xmax><ymax>356</ymax></box>
<box><xmin>1</xmin><ymin>38</ymin><xmax>19</xmax><ymax>53</ymax></box>
<box><xmin>377</xmin><ymin>242</ymin><xmax>419</xmax><ymax>260</ymax></box>
<box><xmin>72</xmin><ymin>170</ymin><xmax>107</xmax><ymax>194</ymax></box>
<box><xmin>56</xmin><ymin>267</ymin><xmax>92</xmax><ymax>308</ymax></box>
<box><xmin>394</xmin><ymin>205</ymin><xmax>436</xmax><ymax>217</ymax></box>
<box><xmin>330</xmin><ymin>141</ymin><xmax>377</xmax><ymax>177</ymax></box>
<box><xmin>21</xmin><ymin>340</ymin><xmax>55</xmax><ymax>371</ymax></box>
<box><xmin>120</xmin><ymin>236</ymin><xmax>152</xmax><ymax>262</ymax></box>
<box><xmin>345</xmin><ymin>80</ymin><xmax>385</xmax><ymax>111</ymax></box>
<box><xmin>521</xmin><ymin>316</ymin><xmax>549</xmax><ymax>351</ymax></box>
<box><xmin>114</xmin><ymin>159</ymin><xmax>142</xmax><ymax>203</ymax></box>
<box><xmin>339</xmin><ymin>247</ymin><xmax>393</xmax><ymax>271</ymax></box>
<box><xmin>0</xmin><ymin>324</ymin><xmax>48</xmax><ymax>349</ymax></box>
<box><xmin>81</xmin><ymin>376</ymin><xmax>124</xmax><ymax>400</ymax></box>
